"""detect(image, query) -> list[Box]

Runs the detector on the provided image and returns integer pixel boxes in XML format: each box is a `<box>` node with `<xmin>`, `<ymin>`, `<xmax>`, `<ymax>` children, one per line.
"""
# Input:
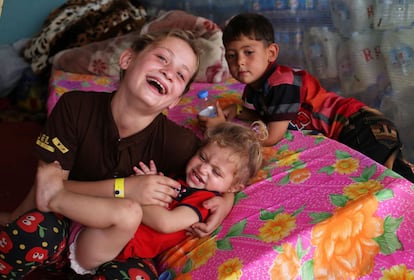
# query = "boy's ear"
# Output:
<box><xmin>119</xmin><ymin>48</ymin><xmax>133</xmax><ymax>70</ymax></box>
<box><xmin>267</xmin><ymin>43</ymin><xmax>279</xmax><ymax>62</ymax></box>
<box><xmin>228</xmin><ymin>183</ymin><xmax>245</xmax><ymax>193</ymax></box>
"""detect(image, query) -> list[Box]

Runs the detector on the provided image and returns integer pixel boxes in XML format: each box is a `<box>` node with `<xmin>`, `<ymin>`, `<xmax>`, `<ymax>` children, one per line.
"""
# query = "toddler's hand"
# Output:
<box><xmin>133</xmin><ymin>160</ymin><xmax>163</xmax><ymax>176</ymax></box>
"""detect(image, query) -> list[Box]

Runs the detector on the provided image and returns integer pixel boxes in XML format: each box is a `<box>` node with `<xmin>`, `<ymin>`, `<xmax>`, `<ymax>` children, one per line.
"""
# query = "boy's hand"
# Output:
<box><xmin>187</xmin><ymin>193</ymin><xmax>234</xmax><ymax>237</ymax></box>
<box><xmin>222</xmin><ymin>103</ymin><xmax>238</xmax><ymax>120</ymax></box>
<box><xmin>127</xmin><ymin>175</ymin><xmax>180</xmax><ymax>208</ymax></box>
<box><xmin>197</xmin><ymin>101</ymin><xmax>227</xmax><ymax>132</ymax></box>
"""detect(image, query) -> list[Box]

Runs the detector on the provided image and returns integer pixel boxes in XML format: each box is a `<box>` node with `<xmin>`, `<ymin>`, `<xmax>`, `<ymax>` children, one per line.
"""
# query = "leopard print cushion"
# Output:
<box><xmin>23</xmin><ymin>0</ymin><xmax>147</xmax><ymax>74</ymax></box>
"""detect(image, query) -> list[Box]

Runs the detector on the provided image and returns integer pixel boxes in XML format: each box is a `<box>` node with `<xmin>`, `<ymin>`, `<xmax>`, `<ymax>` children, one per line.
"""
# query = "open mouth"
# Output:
<box><xmin>192</xmin><ymin>169</ymin><xmax>204</xmax><ymax>184</ymax></box>
<box><xmin>147</xmin><ymin>78</ymin><xmax>166</xmax><ymax>95</ymax></box>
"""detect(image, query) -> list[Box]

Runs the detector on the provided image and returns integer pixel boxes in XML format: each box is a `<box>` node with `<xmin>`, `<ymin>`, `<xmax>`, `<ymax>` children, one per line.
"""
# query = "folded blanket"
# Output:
<box><xmin>23</xmin><ymin>0</ymin><xmax>147</xmax><ymax>74</ymax></box>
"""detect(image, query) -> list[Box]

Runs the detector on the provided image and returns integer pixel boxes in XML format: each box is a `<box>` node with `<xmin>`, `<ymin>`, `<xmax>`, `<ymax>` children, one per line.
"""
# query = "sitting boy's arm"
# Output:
<box><xmin>261</xmin><ymin>120</ymin><xmax>290</xmax><ymax>146</ymax></box>
<box><xmin>142</xmin><ymin>205</ymin><xmax>200</xmax><ymax>233</ymax></box>
<box><xmin>188</xmin><ymin>192</ymin><xmax>234</xmax><ymax>237</ymax></box>
<box><xmin>199</xmin><ymin>102</ymin><xmax>260</xmax><ymax>131</ymax></box>
<box><xmin>236</xmin><ymin>105</ymin><xmax>259</xmax><ymax>121</ymax></box>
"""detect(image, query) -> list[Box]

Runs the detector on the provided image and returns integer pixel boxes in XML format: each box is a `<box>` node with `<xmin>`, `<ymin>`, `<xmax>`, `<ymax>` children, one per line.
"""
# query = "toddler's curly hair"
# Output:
<box><xmin>204</xmin><ymin>122</ymin><xmax>263</xmax><ymax>185</ymax></box>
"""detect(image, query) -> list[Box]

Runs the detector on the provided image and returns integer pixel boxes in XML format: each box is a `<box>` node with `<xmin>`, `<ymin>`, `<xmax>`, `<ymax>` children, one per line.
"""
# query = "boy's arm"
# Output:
<box><xmin>198</xmin><ymin>102</ymin><xmax>260</xmax><ymax>131</ymax></box>
<box><xmin>235</xmin><ymin>105</ymin><xmax>259</xmax><ymax>121</ymax></box>
<box><xmin>141</xmin><ymin>204</ymin><xmax>200</xmax><ymax>233</ymax></box>
<box><xmin>188</xmin><ymin>192</ymin><xmax>234</xmax><ymax>237</ymax></box>
<box><xmin>261</xmin><ymin>120</ymin><xmax>290</xmax><ymax>146</ymax></box>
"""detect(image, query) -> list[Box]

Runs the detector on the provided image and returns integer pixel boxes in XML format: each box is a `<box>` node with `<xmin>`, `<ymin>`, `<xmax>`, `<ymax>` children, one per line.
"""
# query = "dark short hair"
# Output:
<box><xmin>223</xmin><ymin>13</ymin><xmax>275</xmax><ymax>47</ymax></box>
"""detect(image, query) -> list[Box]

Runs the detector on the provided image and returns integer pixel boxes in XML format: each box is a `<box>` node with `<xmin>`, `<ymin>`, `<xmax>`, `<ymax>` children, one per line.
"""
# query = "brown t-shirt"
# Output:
<box><xmin>34</xmin><ymin>91</ymin><xmax>200</xmax><ymax>180</ymax></box>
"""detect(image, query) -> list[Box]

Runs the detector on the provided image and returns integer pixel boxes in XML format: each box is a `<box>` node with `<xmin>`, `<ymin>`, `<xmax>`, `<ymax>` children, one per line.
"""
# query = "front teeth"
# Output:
<box><xmin>194</xmin><ymin>170</ymin><xmax>203</xmax><ymax>183</ymax></box>
<box><xmin>148</xmin><ymin>78</ymin><xmax>165</xmax><ymax>94</ymax></box>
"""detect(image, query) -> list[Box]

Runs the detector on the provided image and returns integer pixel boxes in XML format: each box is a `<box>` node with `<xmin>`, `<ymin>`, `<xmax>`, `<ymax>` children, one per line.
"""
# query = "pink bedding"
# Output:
<box><xmin>49</xmin><ymin>70</ymin><xmax>414</xmax><ymax>279</ymax></box>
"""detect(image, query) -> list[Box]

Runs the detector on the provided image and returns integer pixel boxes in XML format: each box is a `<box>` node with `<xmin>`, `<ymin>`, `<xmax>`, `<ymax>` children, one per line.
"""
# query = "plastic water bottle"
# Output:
<box><xmin>158</xmin><ymin>271</ymin><xmax>172</xmax><ymax>280</ymax></box>
<box><xmin>197</xmin><ymin>90</ymin><xmax>217</xmax><ymax>118</ymax></box>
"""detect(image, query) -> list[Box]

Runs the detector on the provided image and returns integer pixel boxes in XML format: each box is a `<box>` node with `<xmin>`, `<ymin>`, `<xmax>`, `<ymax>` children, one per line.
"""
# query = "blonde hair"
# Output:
<box><xmin>204</xmin><ymin>122</ymin><xmax>263</xmax><ymax>185</ymax></box>
<box><xmin>122</xmin><ymin>29</ymin><xmax>201</xmax><ymax>94</ymax></box>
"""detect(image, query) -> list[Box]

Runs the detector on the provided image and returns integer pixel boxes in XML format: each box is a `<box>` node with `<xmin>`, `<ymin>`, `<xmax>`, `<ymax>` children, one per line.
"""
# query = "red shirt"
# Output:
<box><xmin>243</xmin><ymin>63</ymin><xmax>366</xmax><ymax>139</ymax></box>
<box><xmin>117</xmin><ymin>183</ymin><xmax>219</xmax><ymax>259</ymax></box>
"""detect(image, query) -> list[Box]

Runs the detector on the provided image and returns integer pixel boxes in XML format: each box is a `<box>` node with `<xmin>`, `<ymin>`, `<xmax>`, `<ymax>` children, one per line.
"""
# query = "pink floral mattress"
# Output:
<box><xmin>49</xmin><ymin>70</ymin><xmax>414</xmax><ymax>279</ymax></box>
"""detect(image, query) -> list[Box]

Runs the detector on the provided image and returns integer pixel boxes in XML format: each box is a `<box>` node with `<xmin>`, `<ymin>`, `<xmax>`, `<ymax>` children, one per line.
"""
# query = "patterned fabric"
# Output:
<box><xmin>93</xmin><ymin>257</ymin><xmax>158</xmax><ymax>279</ymax></box>
<box><xmin>160</xmin><ymin>82</ymin><xmax>414</xmax><ymax>279</ymax></box>
<box><xmin>0</xmin><ymin>211</ymin><xmax>70</xmax><ymax>279</ymax></box>
<box><xmin>51</xmin><ymin>10</ymin><xmax>229</xmax><ymax>83</ymax></box>
<box><xmin>23</xmin><ymin>0</ymin><xmax>147</xmax><ymax>74</ymax></box>
<box><xmin>47</xmin><ymin>71</ymin><xmax>414</xmax><ymax>279</ymax></box>
<box><xmin>243</xmin><ymin>63</ymin><xmax>365</xmax><ymax>139</ymax></box>
<box><xmin>47</xmin><ymin>71</ymin><xmax>119</xmax><ymax>115</ymax></box>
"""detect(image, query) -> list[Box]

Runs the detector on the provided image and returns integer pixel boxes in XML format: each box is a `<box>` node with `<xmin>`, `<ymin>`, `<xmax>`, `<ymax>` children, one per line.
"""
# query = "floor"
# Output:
<box><xmin>0</xmin><ymin>121</ymin><xmax>71</xmax><ymax>279</ymax></box>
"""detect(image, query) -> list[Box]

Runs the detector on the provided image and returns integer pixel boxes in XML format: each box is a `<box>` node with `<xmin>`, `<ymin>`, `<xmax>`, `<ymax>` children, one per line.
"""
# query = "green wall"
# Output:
<box><xmin>0</xmin><ymin>0</ymin><xmax>66</xmax><ymax>44</ymax></box>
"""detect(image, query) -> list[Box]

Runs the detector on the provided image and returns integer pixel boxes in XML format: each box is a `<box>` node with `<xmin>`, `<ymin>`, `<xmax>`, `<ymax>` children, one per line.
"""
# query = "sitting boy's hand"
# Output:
<box><xmin>222</xmin><ymin>103</ymin><xmax>237</xmax><ymax>120</ymax></box>
<box><xmin>187</xmin><ymin>193</ymin><xmax>234</xmax><ymax>237</ymax></box>
<box><xmin>197</xmin><ymin>101</ymin><xmax>228</xmax><ymax>132</ymax></box>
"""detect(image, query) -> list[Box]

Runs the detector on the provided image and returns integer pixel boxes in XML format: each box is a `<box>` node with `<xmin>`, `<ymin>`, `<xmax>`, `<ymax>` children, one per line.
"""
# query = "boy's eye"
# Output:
<box><xmin>177</xmin><ymin>72</ymin><xmax>185</xmax><ymax>81</ymax></box>
<box><xmin>225</xmin><ymin>53</ymin><xmax>236</xmax><ymax>60</ymax></box>
<box><xmin>157</xmin><ymin>54</ymin><xmax>167</xmax><ymax>63</ymax></box>
<box><xmin>244</xmin><ymin>50</ymin><xmax>254</xmax><ymax>56</ymax></box>
<box><xmin>199</xmin><ymin>152</ymin><xmax>206</xmax><ymax>161</ymax></box>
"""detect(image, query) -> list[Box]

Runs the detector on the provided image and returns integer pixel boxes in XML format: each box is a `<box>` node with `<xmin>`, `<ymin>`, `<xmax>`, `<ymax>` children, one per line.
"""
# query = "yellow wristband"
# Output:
<box><xmin>114</xmin><ymin>178</ymin><xmax>125</xmax><ymax>198</ymax></box>
<box><xmin>236</xmin><ymin>103</ymin><xmax>243</xmax><ymax>116</ymax></box>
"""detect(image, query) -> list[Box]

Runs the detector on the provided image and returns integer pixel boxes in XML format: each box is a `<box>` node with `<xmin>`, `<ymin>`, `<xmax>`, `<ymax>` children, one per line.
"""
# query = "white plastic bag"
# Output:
<box><xmin>0</xmin><ymin>39</ymin><xmax>30</xmax><ymax>97</ymax></box>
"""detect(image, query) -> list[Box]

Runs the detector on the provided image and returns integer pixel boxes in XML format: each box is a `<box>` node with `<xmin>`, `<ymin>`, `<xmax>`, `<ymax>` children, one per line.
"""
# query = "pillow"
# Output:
<box><xmin>52</xmin><ymin>31</ymin><xmax>141</xmax><ymax>76</ymax></box>
<box><xmin>52</xmin><ymin>10</ymin><xmax>229</xmax><ymax>83</ymax></box>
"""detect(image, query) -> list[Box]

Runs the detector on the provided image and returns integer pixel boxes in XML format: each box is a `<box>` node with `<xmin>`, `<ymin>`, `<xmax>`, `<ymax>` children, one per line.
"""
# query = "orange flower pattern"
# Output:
<box><xmin>289</xmin><ymin>167</ymin><xmax>311</xmax><ymax>184</ymax></box>
<box><xmin>344</xmin><ymin>179</ymin><xmax>384</xmax><ymax>200</ymax></box>
<box><xmin>333</xmin><ymin>157</ymin><xmax>359</xmax><ymax>174</ymax></box>
<box><xmin>276</xmin><ymin>150</ymin><xmax>300</xmax><ymax>167</ymax></box>
<box><xmin>218</xmin><ymin>257</ymin><xmax>243</xmax><ymax>280</ymax></box>
<box><xmin>269</xmin><ymin>243</ymin><xmax>300</xmax><ymax>279</ymax></box>
<box><xmin>380</xmin><ymin>264</ymin><xmax>414</xmax><ymax>280</ymax></box>
<box><xmin>158</xmin><ymin>236</ymin><xmax>200</xmax><ymax>271</ymax></box>
<box><xmin>311</xmin><ymin>194</ymin><xmax>384</xmax><ymax>279</ymax></box>
<box><xmin>188</xmin><ymin>236</ymin><xmax>217</xmax><ymax>270</ymax></box>
<box><xmin>259</xmin><ymin>213</ymin><xmax>296</xmax><ymax>243</ymax></box>
<box><xmin>175</xmin><ymin>273</ymin><xmax>193</xmax><ymax>280</ymax></box>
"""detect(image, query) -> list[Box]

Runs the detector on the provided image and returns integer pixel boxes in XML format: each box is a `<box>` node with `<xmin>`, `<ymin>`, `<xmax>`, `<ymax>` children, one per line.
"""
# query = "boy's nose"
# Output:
<box><xmin>160</xmin><ymin>67</ymin><xmax>173</xmax><ymax>80</ymax></box>
<box><xmin>237</xmin><ymin>57</ymin><xmax>245</xmax><ymax>67</ymax></box>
